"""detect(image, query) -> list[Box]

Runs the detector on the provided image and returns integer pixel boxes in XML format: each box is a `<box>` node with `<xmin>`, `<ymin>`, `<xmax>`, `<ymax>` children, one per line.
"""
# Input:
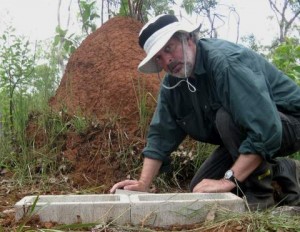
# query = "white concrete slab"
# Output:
<box><xmin>15</xmin><ymin>192</ymin><xmax>245</xmax><ymax>227</ymax></box>
<box><xmin>115</xmin><ymin>189</ymin><xmax>148</xmax><ymax>195</ymax></box>
<box><xmin>15</xmin><ymin>194</ymin><xmax>131</xmax><ymax>225</ymax></box>
<box><xmin>129</xmin><ymin>192</ymin><xmax>245</xmax><ymax>226</ymax></box>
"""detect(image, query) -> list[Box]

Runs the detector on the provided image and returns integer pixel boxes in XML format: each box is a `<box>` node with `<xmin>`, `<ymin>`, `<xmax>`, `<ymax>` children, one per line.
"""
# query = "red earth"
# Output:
<box><xmin>48</xmin><ymin>16</ymin><xmax>161</xmax><ymax>191</ymax></box>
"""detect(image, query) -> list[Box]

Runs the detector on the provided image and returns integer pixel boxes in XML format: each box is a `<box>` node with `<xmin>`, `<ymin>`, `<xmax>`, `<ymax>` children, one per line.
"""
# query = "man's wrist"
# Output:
<box><xmin>222</xmin><ymin>178</ymin><xmax>237</xmax><ymax>189</ymax></box>
<box><xmin>224</xmin><ymin>169</ymin><xmax>243</xmax><ymax>187</ymax></box>
<box><xmin>138</xmin><ymin>179</ymin><xmax>150</xmax><ymax>191</ymax></box>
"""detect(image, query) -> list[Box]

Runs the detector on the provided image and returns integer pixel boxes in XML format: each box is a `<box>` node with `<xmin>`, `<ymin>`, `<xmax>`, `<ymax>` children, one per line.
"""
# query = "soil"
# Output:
<box><xmin>48</xmin><ymin>16</ymin><xmax>161</xmax><ymax>190</ymax></box>
<box><xmin>0</xmin><ymin>16</ymin><xmax>293</xmax><ymax>231</ymax></box>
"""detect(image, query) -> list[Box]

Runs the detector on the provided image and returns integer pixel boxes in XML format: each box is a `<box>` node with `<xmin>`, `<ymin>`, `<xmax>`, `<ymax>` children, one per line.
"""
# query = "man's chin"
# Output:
<box><xmin>170</xmin><ymin>71</ymin><xmax>187</xmax><ymax>79</ymax></box>
<box><xmin>170</xmin><ymin>67</ymin><xmax>193</xmax><ymax>78</ymax></box>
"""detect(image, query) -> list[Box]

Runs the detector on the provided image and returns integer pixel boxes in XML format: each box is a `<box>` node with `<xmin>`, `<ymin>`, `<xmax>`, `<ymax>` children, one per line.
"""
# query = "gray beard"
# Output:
<box><xmin>171</xmin><ymin>62</ymin><xmax>193</xmax><ymax>78</ymax></box>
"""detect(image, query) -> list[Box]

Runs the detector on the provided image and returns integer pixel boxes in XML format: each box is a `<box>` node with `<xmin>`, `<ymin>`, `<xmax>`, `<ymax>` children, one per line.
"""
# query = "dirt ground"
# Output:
<box><xmin>0</xmin><ymin>16</ymin><xmax>295</xmax><ymax>231</ymax></box>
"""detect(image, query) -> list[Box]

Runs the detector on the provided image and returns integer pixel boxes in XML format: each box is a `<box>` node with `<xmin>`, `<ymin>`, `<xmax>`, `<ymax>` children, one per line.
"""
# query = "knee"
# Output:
<box><xmin>215</xmin><ymin>107</ymin><xmax>233</xmax><ymax>135</ymax></box>
<box><xmin>215</xmin><ymin>107</ymin><xmax>245</xmax><ymax>159</ymax></box>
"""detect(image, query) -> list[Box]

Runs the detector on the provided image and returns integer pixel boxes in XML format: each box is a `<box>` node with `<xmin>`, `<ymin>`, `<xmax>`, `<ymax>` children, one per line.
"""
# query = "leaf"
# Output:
<box><xmin>53</xmin><ymin>35</ymin><xmax>61</xmax><ymax>46</ymax></box>
<box><xmin>294</xmin><ymin>66</ymin><xmax>300</xmax><ymax>73</ymax></box>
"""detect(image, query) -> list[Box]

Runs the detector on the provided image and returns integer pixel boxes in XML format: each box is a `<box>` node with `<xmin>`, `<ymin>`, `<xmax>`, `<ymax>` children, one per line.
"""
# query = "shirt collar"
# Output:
<box><xmin>193</xmin><ymin>41</ymin><xmax>206</xmax><ymax>76</ymax></box>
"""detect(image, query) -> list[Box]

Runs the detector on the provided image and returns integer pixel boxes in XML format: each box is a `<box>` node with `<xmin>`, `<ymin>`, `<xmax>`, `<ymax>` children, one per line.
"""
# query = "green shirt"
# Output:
<box><xmin>142</xmin><ymin>38</ymin><xmax>300</xmax><ymax>170</ymax></box>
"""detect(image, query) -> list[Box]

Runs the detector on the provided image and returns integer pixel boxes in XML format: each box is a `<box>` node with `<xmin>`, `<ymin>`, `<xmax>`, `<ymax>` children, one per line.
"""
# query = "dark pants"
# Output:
<box><xmin>190</xmin><ymin>108</ymin><xmax>300</xmax><ymax>206</ymax></box>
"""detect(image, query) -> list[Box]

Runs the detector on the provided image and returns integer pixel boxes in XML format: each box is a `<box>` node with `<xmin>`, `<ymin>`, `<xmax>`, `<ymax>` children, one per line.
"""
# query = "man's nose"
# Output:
<box><xmin>162</xmin><ymin>54</ymin><xmax>173</xmax><ymax>67</ymax></box>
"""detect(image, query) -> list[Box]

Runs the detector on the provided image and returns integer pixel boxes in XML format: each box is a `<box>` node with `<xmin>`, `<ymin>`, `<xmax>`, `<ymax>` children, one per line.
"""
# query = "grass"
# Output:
<box><xmin>131</xmin><ymin>76</ymin><xmax>157</xmax><ymax>138</ymax></box>
<box><xmin>291</xmin><ymin>151</ymin><xmax>300</xmax><ymax>160</ymax></box>
<box><xmin>18</xmin><ymin>207</ymin><xmax>299</xmax><ymax>232</ymax></box>
<box><xmin>188</xmin><ymin>209</ymin><xmax>300</xmax><ymax>232</ymax></box>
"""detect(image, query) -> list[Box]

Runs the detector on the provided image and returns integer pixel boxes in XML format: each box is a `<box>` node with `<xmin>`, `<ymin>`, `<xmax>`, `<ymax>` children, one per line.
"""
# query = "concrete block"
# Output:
<box><xmin>15</xmin><ymin>194</ymin><xmax>131</xmax><ymax>225</ymax></box>
<box><xmin>115</xmin><ymin>189</ymin><xmax>148</xmax><ymax>195</ymax></box>
<box><xmin>130</xmin><ymin>192</ymin><xmax>245</xmax><ymax>227</ymax></box>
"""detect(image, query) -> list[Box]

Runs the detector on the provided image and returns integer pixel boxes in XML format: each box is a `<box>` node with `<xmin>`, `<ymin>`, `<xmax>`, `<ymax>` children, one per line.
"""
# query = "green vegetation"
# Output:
<box><xmin>131</xmin><ymin>76</ymin><xmax>157</xmax><ymax>138</ymax></box>
<box><xmin>271</xmin><ymin>38</ymin><xmax>300</xmax><ymax>84</ymax></box>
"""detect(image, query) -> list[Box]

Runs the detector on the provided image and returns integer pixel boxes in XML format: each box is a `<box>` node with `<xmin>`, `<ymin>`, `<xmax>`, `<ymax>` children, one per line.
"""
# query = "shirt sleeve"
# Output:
<box><xmin>142</xmin><ymin>84</ymin><xmax>186</xmax><ymax>172</ymax></box>
<box><xmin>215</xmin><ymin>61</ymin><xmax>282</xmax><ymax>161</ymax></box>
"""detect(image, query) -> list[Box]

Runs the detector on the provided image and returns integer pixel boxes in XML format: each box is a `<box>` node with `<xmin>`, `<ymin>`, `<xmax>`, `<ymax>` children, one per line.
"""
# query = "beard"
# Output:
<box><xmin>168</xmin><ymin>47</ymin><xmax>195</xmax><ymax>78</ymax></box>
<box><xmin>169</xmin><ymin>61</ymin><xmax>194</xmax><ymax>78</ymax></box>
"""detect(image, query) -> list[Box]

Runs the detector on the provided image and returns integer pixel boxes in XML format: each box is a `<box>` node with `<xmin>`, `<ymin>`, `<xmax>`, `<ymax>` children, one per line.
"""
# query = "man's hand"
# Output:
<box><xmin>192</xmin><ymin>178</ymin><xmax>236</xmax><ymax>193</ymax></box>
<box><xmin>109</xmin><ymin>179</ymin><xmax>148</xmax><ymax>193</ymax></box>
<box><xmin>193</xmin><ymin>154</ymin><xmax>263</xmax><ymax>193</ymax></box>
<box><xmin>110</xmin><ymin>157</ymin><xmax>162</xmax><ymax>194</ymax></box>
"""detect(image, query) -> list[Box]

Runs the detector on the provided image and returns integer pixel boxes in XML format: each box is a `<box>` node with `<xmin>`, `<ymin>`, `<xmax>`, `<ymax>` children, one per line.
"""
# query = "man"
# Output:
<box><xmin>110</xmin><ymin>14</ymin><xmax>300</xmax><ymax>210</ymax></box>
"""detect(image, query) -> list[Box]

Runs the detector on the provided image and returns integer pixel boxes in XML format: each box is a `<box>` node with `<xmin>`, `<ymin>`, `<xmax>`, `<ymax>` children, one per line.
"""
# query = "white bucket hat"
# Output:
<box><xmin>138</xmin><ymin>14</ymin><xmax>200</xmax><ymax>74</ymax></box>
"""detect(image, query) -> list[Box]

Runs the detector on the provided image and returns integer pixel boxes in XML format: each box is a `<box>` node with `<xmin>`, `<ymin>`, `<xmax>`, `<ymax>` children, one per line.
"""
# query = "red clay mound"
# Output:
<box><xmin>47</xmin><ymin>16</ymin><xmax>161</xmax><ymax>190</ymax></box>
<box><xmin>50</xmin><ymin>16</ymin><xmax>160</xmax><ymax>135</ymax></box>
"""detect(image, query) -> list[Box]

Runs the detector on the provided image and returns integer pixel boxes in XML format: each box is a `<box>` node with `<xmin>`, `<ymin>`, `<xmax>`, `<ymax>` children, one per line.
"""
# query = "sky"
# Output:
<box><xmin>174</xmin><ymin>0</ymin><xmax>278</xmax><ymax>45</ymax></box>
<box><xmin>217</xmin><ymin>0</ymin><xmax>277</xmax><ymax>43</ymax></box>
<box><xmin>0</xmin><ymin>0</ymin><xmax>278</xmax><ymax>45</ymax></box>
<box><xmin>0</xmin><ymin>0</ymin><xmax>80</xmax><ymax>41</ymax></box>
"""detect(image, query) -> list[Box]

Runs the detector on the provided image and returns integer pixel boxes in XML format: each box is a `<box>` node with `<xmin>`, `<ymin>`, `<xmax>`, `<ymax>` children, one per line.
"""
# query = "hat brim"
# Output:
<box><xmin>138</xmin><ymin>21</ymin><xmax>200</xmax><ymax>74</ymax></box>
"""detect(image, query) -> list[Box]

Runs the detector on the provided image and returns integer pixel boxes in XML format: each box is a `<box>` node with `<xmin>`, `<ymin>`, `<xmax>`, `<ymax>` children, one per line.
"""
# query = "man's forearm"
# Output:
<box><xmin>139</xmin><ymin>157</ymin><xmax>162</xmax><ymax>189</ymax></box>
<box><xmin>192</xmin><ymin>153</ymin><xmax>263</xmax><ymax>193</ymax></box>
<box><xmin>231</xmin><ymin>153</ymin><xmax>263</xmax><ymax>182</ymax></box>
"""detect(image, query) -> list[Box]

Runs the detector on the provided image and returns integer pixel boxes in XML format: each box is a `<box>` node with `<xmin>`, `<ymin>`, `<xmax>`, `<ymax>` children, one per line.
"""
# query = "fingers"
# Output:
<box><xmin>192</xmin><ymin>179</ymin><xmax>235</xmax><ymax>193</ymax></box>
<box><xmin>109</xmin><ymin>180</ymin><xmax>141</xmax><ymax>193</ymax></box>
<box><xmin>192</xmin><ymin>183</ymin><xmax>204</xmax><ymax>193</ymax></box>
